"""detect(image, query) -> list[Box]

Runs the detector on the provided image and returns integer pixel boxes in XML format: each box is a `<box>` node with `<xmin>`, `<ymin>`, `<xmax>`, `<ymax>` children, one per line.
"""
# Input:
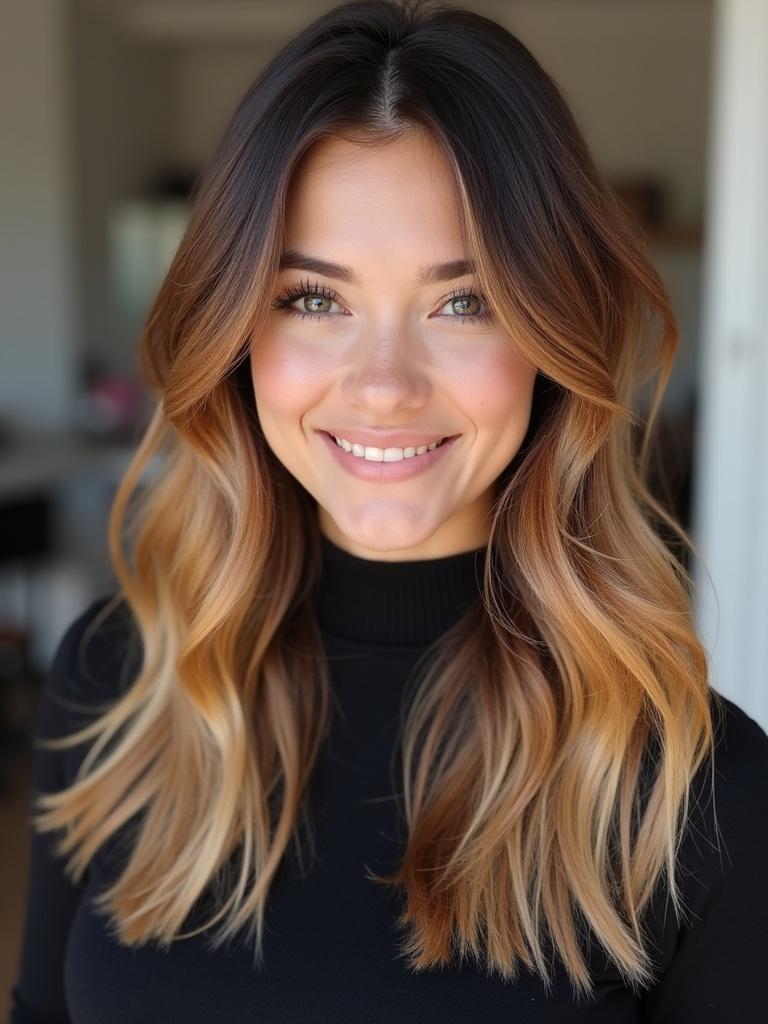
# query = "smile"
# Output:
<box><xmin>317</xmin><ymin>430</ymin><xmax>460</xmax><ymax>482</ymax></box>
<box><xmin>330</xmin><ymin>434</ymin><xmax>449</xmax><ymax>462</ymax></box>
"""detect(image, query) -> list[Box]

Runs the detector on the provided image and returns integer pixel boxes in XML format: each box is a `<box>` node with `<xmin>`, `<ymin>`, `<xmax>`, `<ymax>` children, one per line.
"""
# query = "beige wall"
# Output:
<box><xmin>502</xmin><ymin>0</ymin><xmax>711</xmax><ymax>224</ymax></box>
<box><xmin>71</xmin><ymin>0</ymin><xmax>179</xmax><ymax>375</ymax></box>
<box><xmin>0</xmin><ymin>0</ymin><xmax>77</xmax><ymax>432</ymax></box>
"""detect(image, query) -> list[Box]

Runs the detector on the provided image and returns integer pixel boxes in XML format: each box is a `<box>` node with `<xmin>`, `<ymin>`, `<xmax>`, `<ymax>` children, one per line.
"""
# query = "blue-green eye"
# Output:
<box><xmin>271</xmin><ymin>277</ymin><xmax>492</xmax><ymax>324</ymax></box>
<box><xmin>436</xmin><ymin>287</ymin><xmax>492</xmax><ymax>324</ymax></box>
<box><xmin>271</xmin><ymin>278</ymin><xmax>345</xmax><ymax>322</ymax></box>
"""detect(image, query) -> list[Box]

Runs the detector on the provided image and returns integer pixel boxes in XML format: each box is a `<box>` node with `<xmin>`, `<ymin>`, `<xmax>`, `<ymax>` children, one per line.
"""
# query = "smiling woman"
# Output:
<box><xmin>10</xmin><ymin>0</ymin><xmax>768</xmax><ymax>1022</ymax></box>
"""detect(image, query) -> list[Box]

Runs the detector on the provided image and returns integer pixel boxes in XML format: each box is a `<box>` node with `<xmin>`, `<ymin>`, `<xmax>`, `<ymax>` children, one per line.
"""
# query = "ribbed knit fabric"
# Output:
<box><xmin>311</xmin><ymin>533</ymin><xmax>485</xmax><ymax>646</ymax></box>
<box><xmin>8</xmin><ymin>537</ymin><xmax>768</xmax><ymax>1023</ymax></box>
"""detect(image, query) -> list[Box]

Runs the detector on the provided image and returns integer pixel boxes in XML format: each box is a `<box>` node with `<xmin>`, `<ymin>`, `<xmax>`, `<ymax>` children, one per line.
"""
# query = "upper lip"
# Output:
<box><xmin>318</xmin><ymin>428</ymin><xmax>457</xmax><ymax>448</ymax></box>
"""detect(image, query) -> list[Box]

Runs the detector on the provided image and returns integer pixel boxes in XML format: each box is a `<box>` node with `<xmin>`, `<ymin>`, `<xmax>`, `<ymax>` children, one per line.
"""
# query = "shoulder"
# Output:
<box><xmin>678</xmin><ymin>688</ymin><xmax>768</xmax><ymax>901</ymax></box>
<box><xmin>36</xmin><ymin>594</ymin><xmax>142</xmax><ymax>736</ymax></box>
<box><xmin>705</xmin><ymin>688</ymin><xmax>768</xmax><ymax>819</ymax></box>
<box><xmin>31</xmin><ymin>595</ymin><xmax>141</xmax><ymax>795</ymax></box>
<box><xmin>637</xmin><ymin>694</ymin><xmax>768</xmax><ymax>1010</ymax></box>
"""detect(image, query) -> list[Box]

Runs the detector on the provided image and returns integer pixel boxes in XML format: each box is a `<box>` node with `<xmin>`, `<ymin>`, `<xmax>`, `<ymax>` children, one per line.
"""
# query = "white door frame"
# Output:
<box><xmin>692</xmin><ymin>0</ymin><xmax>768</xmax><ymax>731</ymax></box>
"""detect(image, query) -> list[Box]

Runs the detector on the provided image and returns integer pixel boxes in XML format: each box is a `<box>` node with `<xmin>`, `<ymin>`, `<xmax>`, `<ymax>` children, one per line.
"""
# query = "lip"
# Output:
<box><xmin>316</xmin><ymin>429</ymin><xmax>460</xmax><ymax>482</ymax></box>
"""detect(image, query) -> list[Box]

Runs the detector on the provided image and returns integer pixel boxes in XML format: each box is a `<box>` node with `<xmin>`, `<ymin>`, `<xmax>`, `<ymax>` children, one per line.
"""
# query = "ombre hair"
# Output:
<box><xmin>32</xmin><ymin>0</ymin><xmax>719</xmax><ymax>1000</ymax></box>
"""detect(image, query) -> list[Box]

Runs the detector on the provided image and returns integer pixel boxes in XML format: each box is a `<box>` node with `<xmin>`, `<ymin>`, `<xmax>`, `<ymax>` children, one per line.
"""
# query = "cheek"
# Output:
<box><xmin>248</xmin><ymin>334</ymin><xmax>329</xmax><ymax>423</ymax></box>
<box><xmin>446</xmin><ymin>345</ymin><xmax>537</xmax><ymax>434</ymax></box>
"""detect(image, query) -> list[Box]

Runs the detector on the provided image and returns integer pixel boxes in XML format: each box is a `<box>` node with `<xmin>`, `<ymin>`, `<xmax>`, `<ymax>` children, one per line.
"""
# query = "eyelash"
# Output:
<box><xmin>270</xmin><ymin>276</ymin><xmax>492</xmax><ymax>325</ymax></box>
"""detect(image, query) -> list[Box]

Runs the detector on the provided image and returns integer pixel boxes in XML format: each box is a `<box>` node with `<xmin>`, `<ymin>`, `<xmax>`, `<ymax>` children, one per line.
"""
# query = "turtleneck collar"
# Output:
<box><xmin>311</xmin><ymin>533</ymin><xmax>486</xmax><ymax>648</ymax></box>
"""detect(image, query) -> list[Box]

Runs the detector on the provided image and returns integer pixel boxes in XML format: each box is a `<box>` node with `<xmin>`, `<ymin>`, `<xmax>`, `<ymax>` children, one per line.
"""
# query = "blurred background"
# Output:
<box><xmin>1</xmin><ymin>0</ymin><xmax>766</xmax><ymax>1006</ymax></box>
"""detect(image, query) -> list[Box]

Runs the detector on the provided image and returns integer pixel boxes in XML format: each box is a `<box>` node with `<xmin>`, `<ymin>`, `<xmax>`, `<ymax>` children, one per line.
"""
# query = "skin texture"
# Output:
<box><xmin>249</xmin><ymin>128</ymin><xmax>538</xmax><ymax>560</ymax></box>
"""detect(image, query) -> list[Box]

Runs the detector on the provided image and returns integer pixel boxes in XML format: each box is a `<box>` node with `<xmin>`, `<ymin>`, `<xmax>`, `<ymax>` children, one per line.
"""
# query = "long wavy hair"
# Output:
<box><xmin>32</xmin><ymin>0</ymin><xmax>719</xmax><ymax>1000</ymax></box>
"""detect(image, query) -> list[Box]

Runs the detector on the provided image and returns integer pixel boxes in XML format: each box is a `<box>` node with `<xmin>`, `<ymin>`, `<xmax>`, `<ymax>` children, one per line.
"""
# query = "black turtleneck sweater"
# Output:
<box><xmin>8</xmin><ymin>534</ymin><xmax>768</xmax><ymax>1022</ymax></box>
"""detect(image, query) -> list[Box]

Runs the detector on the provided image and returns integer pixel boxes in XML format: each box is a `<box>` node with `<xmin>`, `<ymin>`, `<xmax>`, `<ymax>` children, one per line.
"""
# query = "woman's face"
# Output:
<box><xmin>249</xmin><ymin>129</ymin><xmax>538</xmax><ymax>560</ymax></box>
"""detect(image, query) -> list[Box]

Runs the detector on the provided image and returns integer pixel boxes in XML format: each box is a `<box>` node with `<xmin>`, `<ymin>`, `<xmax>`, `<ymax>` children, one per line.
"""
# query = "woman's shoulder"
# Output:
<box><xmin>36</xmin><ymin>594</ymin><xmax>142</xmax><ymax>737</ymax></box>
<box><xmin>705</xmin><ymin>687</ymin><xmax>768</xmax><ymax>815</ymax></box>
<box><xmin>676</xmin><ymin>687</ymin><xmax>768</xmax><ymax>903</ymax></box>
<box><xmin>29</xmin><ymin>595</ymin><xmax>141</xmax><ymax>796</ymax></box>
<box><xmin>637</xmin><ymin>695</ymin><xmax>768</xmax><ymax>1011</ymax></box>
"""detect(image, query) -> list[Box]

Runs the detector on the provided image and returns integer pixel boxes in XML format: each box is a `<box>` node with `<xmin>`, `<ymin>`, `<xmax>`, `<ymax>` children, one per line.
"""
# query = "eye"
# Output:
<box><xmin>270</xmin><ymin>278</ymin><xmax>493</xmax><ymax>325</ymax></box>
<box><xmin>435</xmin><ymin>287</ymin><xmax>492</xmax><ymax>325</ymax></box>
<box><xmin>271</xmin><ymin>277</ymin><xmax>346</xmax><ymax>322</ymax></box>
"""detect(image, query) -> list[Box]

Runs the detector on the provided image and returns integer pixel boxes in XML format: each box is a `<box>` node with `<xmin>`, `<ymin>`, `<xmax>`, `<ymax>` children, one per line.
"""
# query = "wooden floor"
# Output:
<box><xmin>0</xmin><ymin>749</ymin><xmax>33</xmax><ymax>1021</ymax></box>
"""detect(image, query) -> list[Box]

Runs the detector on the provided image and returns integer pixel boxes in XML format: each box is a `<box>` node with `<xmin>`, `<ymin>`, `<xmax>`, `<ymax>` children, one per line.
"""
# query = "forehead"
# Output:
<box><xmin>283</xmin><ymin>130</ymin><xmax>466</xmax><ymax>260</ymax></box>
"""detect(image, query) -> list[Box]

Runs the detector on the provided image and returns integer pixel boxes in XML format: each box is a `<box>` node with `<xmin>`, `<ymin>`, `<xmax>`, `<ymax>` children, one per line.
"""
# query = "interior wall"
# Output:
<box><xmin>71</xmin><ymin>0</ymin><xmax>180</xmax><ymax>375</ymax></box>
<box><xmin>692</xmin><ymin>0</ymin><xmax>768</xmax><ymax>729</ymax></box>
<box><xmin>501</xmin><ymin>0</ymin><xmax>712</xmax><ymax>224</ymax></box>
<box><xmin>0</xmin><ymin>0</ymin><xmax>78</xmax><ymax>434</ymax></box>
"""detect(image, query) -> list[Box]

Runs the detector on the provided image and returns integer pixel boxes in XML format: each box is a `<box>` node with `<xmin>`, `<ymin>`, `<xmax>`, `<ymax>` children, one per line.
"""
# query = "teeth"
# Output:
<box><xmin>331</xmin><ymin>435</ymin><xmax>447</xmax><ymax>462</ymax></box>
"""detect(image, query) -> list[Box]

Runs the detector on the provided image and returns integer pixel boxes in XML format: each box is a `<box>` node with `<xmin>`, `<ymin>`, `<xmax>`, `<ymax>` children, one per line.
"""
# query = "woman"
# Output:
<box><xmin>10</xmin><ymin>1</ymin><xmax>768</xmax><ymax>1020</ymax></box>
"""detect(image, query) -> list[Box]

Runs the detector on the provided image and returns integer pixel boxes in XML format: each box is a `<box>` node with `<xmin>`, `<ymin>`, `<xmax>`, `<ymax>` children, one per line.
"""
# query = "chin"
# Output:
<box><xmin>330</xmin><ymin>519</ymin><xmax>446</xmax><ymax>558</ymax></box>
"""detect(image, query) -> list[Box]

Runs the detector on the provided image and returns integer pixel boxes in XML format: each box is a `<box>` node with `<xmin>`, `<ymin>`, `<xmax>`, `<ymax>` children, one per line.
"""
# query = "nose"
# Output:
<box><xmin>340</xmin><ymin>331</ymin><xmax>432</xmax><ymax>416</ymax></box>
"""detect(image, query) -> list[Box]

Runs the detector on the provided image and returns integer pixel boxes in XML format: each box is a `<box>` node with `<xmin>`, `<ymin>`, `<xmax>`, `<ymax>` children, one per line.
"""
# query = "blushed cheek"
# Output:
<box><xmin>248</xmin><ymin>334</ymin><xmax>331</xmax><ymax>430</ymax></box>
<box><xmin>447</xmin><ymin>345</ymin><xmax>537</xmax><ymax>437</ymax></box>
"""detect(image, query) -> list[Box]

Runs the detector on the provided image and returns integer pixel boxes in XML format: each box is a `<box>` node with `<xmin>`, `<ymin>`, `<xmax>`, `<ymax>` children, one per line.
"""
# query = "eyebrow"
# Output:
<box><xmin>278</xmin><ymin>249</ymin><xmax>477</xmax><ymax>287</ymax></box>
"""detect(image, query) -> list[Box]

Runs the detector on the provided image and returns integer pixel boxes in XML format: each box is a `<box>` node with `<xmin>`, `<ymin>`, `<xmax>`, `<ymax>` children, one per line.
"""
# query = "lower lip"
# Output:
<box><xmin>316</xmin><ymin>431</ymin><xmax>460</xmax><ymax>482</ymax></box>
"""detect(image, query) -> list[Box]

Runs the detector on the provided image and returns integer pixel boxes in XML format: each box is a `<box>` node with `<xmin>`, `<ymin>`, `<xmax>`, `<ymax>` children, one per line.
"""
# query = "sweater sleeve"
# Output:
<box><xmin>7</xmin><ymin>596</ymin><xmax>128</xmax><ymax>1024</ymax></box>
<box><xmin>639</xmin><ymin>692</ymin><xmax>768</xmax><ymax>1022</ymax></box>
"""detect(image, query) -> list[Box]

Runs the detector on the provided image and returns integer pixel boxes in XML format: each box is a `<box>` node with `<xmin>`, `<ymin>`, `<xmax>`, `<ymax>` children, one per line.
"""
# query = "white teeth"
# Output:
<box><xmin>331</xmin><ymin>435</ymin><xmax>446</xmax><ymax>462</ymax></box>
